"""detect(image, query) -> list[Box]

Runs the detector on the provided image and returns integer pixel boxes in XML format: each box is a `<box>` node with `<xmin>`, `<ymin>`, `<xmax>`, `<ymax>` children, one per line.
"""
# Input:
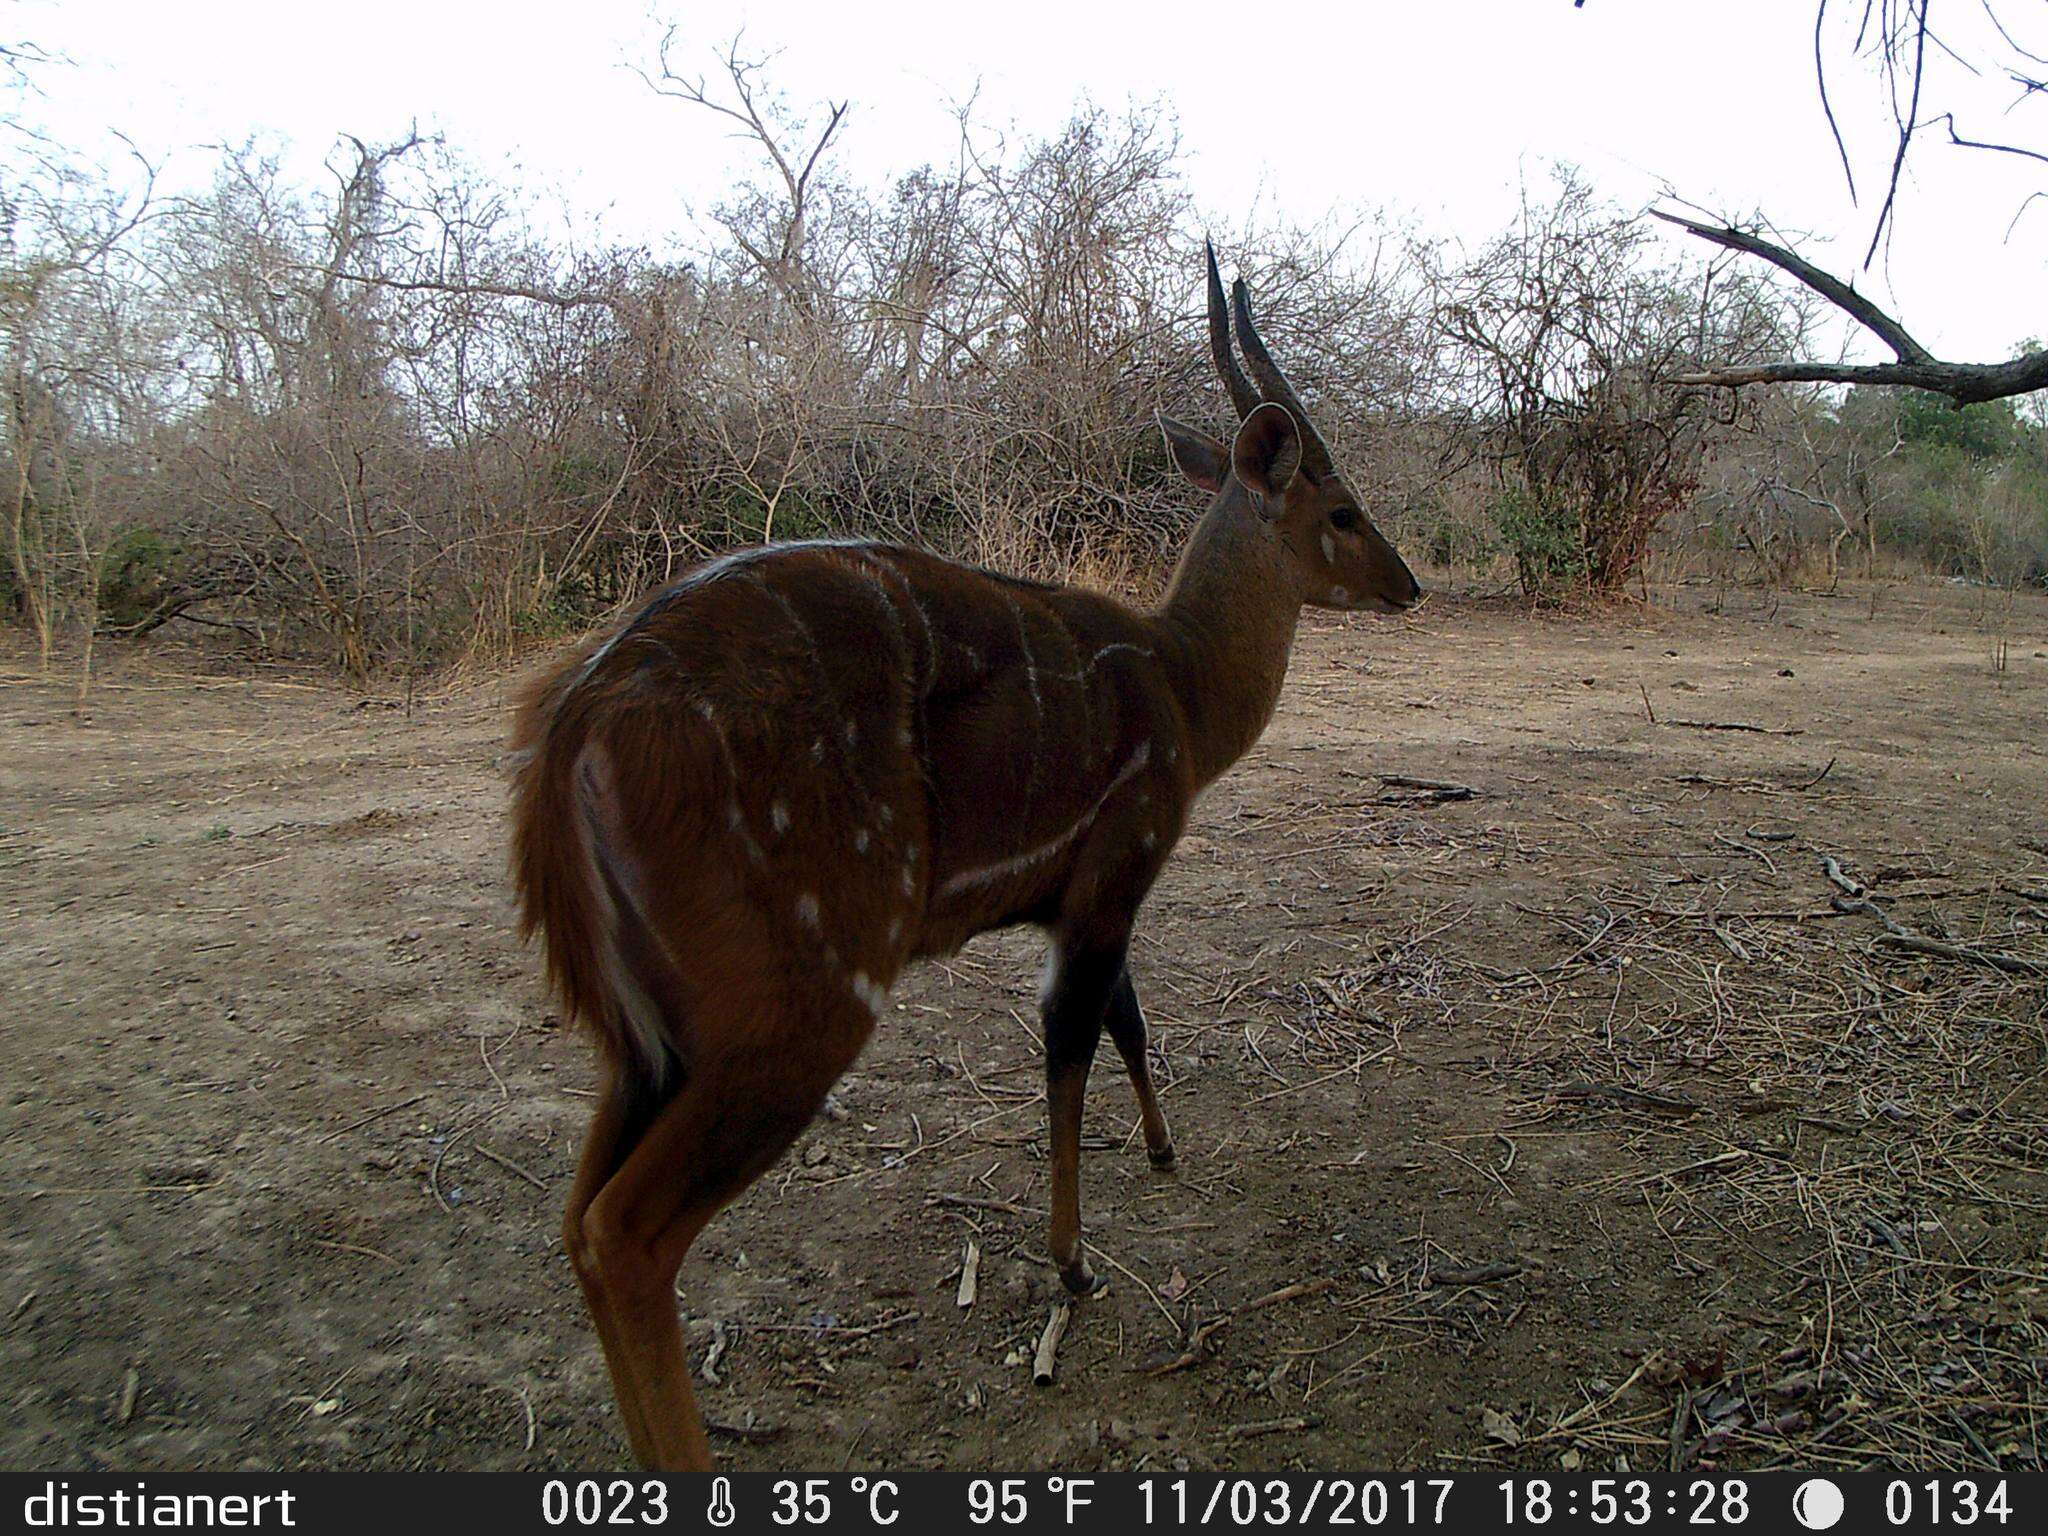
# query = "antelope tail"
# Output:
<box><xmin>508</xmin><ymin>658</ymin><xmax>686</xmax><ymax>1091</ymax></box>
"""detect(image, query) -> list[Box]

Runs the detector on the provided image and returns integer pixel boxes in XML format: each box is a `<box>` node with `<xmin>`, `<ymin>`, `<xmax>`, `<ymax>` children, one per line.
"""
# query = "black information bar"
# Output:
<box><xmin>2</xmin><ymin>1472</ymin><xmax>2028</xmax><ymax>1534</ymax></box>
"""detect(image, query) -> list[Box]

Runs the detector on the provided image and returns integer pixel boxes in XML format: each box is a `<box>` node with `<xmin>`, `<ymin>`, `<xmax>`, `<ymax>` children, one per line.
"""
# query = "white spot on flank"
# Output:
<box><xmin>811</xmin><ymin>738</ymin><xmax>825</xmax><ymax>763</ymax></box>
<box><xmin>1321</xmin><ymin>532</ymin><xmax>1337</xmax><ymax>565</ymax></box>
<box><xmin>845</xmin><ymin>721</ymin><xmax>859</xmax><ymax>746</ymax></box>
<box><xmin>901</xmin><ymin>864</ymin><xmax>916</xmax><ymax>897</ymax></box>
<box><xmin>1142</xmin><ymin>831</ymin><xmax>1159</xmax><ymax>850</ymax></box>
<box><xmin>877</xmin><ymin>804</ymin><xmax>894</xmax><ymax>827</ymax></box>
<box><xmin>771</xmin><ymin>801</ymin><xmax>791</xmax><ymax>835</ymax></box>
<box><xmin>1331</xmin><ymin>586</ymin><xmax>1350</xmax><ymax>604</ymax></box>
<box><xmin>851</xmin><ymin>971</ymin><xmax>891</xmax><ymax>1018</ymax></box>
<box><xmin>725</xmin><ymin>801</ymin><xmax>765</xmax><ymax>864</ymax></box>
<box><xmin>853</xmin><ymin>828</ymin><xmax>870</xmax><ymax>853</ymax></box>
<box><xmin>796</xmin><ymin>893</ymin><xmax>822</xmax><ymax>930</ymax></box>
<box><xmin>887</xmin><ymin>915</ymin><xmax>903</xmax><ymax>944</ymax></box>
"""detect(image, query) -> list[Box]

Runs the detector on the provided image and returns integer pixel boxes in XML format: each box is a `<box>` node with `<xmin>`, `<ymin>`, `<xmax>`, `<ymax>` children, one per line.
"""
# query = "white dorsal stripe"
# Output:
<box><xmin>576</xmin><ymin>538</ymin><xmax>896</xmax><ymax>683</ymax></box>
<box><xmin>1041</xmin><ymin>641</ymin><xmax>1155</xmax><ymax>683</ymax></box>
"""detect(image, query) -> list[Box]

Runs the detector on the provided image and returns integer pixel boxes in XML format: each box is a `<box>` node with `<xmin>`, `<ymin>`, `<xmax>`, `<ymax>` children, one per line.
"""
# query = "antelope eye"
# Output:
<box><xmin>1330</xmin><ymin>507</ymin><xmax>1361</xmax><ymax>532</ymax></box>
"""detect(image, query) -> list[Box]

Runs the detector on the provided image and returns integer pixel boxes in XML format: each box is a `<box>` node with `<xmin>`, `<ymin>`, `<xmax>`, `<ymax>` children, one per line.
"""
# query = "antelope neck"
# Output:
<box><xmin>1153</xmin><ymin>495</ymin><xmax>1303</xmax><ymax>788</ymax></box>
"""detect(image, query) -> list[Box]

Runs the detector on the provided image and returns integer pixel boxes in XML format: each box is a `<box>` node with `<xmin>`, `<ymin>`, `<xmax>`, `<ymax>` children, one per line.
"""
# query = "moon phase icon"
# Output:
<box><xmin>1792</xmin><ymin>1478</ymin><xmax>1845</xmax><ymax>1531</ymax></box>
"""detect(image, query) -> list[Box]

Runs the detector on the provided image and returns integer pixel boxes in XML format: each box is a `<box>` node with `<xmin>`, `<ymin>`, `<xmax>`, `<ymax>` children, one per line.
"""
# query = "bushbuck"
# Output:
<box><xmin>509</xmin><ymin>243</ymin><xmax>1421</xmax><ymax>1469</ymax></box>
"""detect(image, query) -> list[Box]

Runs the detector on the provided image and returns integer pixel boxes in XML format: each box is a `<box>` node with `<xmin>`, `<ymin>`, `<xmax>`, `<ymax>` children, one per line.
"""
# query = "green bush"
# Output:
<box><xmin>510</xmin><ymin>571</ymin><xmax>601</xmax><ymax>640</ymax></box>
<box><xmin>98</xmin><ymin>527</ymin><xmax>186</xmax><ymax>628</ymax></box>
<box><xmin>1490</xmin><ymin>483</ymin><xmax>1588</xmax><ymax>598</ymax></box>
<box><xmin>1420</xmin><ymin>499</ymin><xmax>1495</xmax><ymax>572</ymax></box>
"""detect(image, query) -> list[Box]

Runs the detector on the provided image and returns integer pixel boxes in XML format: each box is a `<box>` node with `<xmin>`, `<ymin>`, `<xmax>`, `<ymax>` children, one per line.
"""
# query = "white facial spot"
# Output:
<box><xmin>796</xmin><ymin>893</ymin><xmax>821</xmax><ymax>930</ymax></box>
<box><xmin>851</xmin><ymin>971</ymin><xmax>890</xmax><ymax>1018</ymax></box>
<box><xmin>771</xmin><ymin>801</ymin><xmax>791</xmax><ymax>835</ymax></box>
<box><xmin>1321</xmin><ymin>532</ymin><xmax>1337</xmax><ymax>565</ymax></box>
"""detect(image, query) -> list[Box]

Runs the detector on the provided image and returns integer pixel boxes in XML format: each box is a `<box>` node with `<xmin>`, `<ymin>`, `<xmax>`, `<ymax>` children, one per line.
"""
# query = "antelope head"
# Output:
<box><xmin>1159</xmin><ymin>243</ymin><xmax>1421</xmax><ymax>614</ymax></box>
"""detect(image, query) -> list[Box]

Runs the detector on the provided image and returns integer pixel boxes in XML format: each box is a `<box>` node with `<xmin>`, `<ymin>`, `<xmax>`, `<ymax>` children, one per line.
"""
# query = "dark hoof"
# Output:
<box><xmin>1147</xmin><ymin>1144</ymin><xmax>1178</xmax><ymax>1172</ymax></box>
<box><xmin>1059</xmin><ymin>1259</ymin><xmax>1104</xmax><ymax>1298</ymax></box>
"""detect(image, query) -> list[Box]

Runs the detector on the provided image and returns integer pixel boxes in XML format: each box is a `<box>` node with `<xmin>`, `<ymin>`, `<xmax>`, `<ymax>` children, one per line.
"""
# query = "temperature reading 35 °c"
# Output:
<box><xmin>771</xmin><ymin>1478</ymin><xmax>900</xmax><ymax>1526</ymax></box>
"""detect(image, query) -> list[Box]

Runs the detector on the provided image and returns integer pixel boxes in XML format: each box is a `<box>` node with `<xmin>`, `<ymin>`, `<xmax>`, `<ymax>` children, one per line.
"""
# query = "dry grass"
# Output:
<box><xmin>1276</xmin><ymin>833</ymin><xmax>2048</xmax><ymax>1470</ymax></box>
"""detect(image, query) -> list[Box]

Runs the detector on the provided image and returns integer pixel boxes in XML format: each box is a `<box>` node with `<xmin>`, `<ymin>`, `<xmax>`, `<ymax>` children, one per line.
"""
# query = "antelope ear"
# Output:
<box><xmin>1158</xmin><ymin>412</ymin><xmax>1228</xmax><ymax>494</ymax></box>
<box><xmin>1232</xmin><ymin>401</ymin><xmax>1302</xmax><ymax>515</ymax></box>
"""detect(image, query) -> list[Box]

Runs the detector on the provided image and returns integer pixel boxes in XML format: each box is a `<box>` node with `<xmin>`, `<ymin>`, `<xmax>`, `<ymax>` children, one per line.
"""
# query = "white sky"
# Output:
<box><xmin>15</xmin><ymin>0</ymin><xmax>2048</xmax><ymax>363</ymax></box>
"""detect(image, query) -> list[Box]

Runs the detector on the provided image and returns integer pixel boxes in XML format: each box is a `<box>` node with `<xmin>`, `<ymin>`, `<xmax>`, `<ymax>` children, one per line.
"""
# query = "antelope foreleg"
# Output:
<box><xmin>1041</xmin><ymin>940</ymin><xmax>1122</xmax><ymax>1296</ymax></box>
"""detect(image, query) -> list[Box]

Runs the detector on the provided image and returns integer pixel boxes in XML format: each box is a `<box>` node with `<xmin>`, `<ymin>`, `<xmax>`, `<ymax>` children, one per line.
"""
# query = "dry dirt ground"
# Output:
<box><xmin>3</xmin><ymin>581</ymin><xmax>2046</xmax><ymax>1475</ymax></box>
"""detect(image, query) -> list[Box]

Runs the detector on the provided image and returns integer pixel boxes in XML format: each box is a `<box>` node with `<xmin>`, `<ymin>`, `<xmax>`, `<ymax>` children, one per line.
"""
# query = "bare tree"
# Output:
<box><xmin>1658</xmin><ymin>3</ymin><xmax>2048</xmax><ymax>405</ymax></box>
<box><xmin>1429</xmin><ymin>170</ymin><xmax>1808</xmax><ymax>597</ymax></box>
<box><xmin>0</xmin><ymin>133</ymin><xmax>165</xmax><ymax>688</ymax></box>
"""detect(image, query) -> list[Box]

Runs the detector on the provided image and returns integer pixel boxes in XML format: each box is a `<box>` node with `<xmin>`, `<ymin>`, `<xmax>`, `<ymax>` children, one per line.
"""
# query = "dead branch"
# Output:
<box><xmin>1831</xmin><ymin>894</ymin><xmax>2047</xmax><ymax>976</ymax></box>
<box><xmin>1654</xmin><ymin>210</ymin><xmax>2048</xmax><ymax>406</ymax></box>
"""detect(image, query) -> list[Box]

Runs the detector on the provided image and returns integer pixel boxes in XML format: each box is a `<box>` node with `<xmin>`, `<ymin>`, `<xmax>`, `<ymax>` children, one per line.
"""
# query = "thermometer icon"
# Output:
<box><xmin>707</xmin><ymin>1475</ymin><xmax>736</xmax><ymax>1528</ymax></box>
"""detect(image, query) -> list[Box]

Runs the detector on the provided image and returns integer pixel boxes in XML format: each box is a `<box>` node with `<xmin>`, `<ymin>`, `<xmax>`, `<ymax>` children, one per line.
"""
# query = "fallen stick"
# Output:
<box><xmin>1551</xmin><ymin>1081</ymin><xmax>1701</xmax><ymax>1117</ymax></box>
<box><xmin>1664</xmin><ymin>718</ymin><xmax>1805</xmax><ymax>736</ymax></box>
<box><xmin>1242</xmin><ymin>1276</ymin><xmax>1337</xmax><ymax>1313</ymax></box>
<box><xmin>752</xmin><ymin>1310</ymin><xmax>918</xmax><ymax>1339</ymax></box>
<box><xmin>472</xmin><ymin>1141</ymin><xmax>547</xmax><ymax>1190</ymax></box>
<box><xmin>700</xmin><ymin>1320</ymin><xmax>730</xmax><ymax>1384</ymax></box>
<box><xmin>1147</xmin><ymin>1277</ymin><xmax>1336</xmax><ymax>1376</ymax></box>
<box><xmin>1228</xmin><ymin>1415</ymin><xmax>1317</xmax><ymax>1440</ymax></box>
<box><xmin>1832</xmin><ymin>895</ymin><xmax>2046</xmax><ymax>977</ymax></box>
<box><xmin>928</xmin><ymin>1192</ymin><xmax>1038</xmax><ymax>1218</ymax></box>
<box><xmin>705</xmin><ymin>1417</ymin><xmax>786</xmax><ymax>1443</ymax></box>
<box><xmin>956</xmin><ymin>1240</ymin><xmax>980</xmax><ymax>1310</ymax></box>
<box><xmin>1375</xmin><ymin>774</ymin><xmax>1477</xmax><ymax>803</ymax></box>
<box><xmin>314</xmin><ymin>1093</ymin><xmax>427</xmax><ymax>1146</ymax></box>
<box><xmin>1820</xmin><ymin>855</ymin><xmax>1865</xmax><ymax>898</ymax></box>
<box><xmin>1430</xmin><ymin>1259</ymin><xmax>1525</xmax><ymax>1287</ymax></box>
<box><xmin>1033</xmin><ymin>1301</ymin><xmax>1072</xmax><ymax>1386</ymax></box>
